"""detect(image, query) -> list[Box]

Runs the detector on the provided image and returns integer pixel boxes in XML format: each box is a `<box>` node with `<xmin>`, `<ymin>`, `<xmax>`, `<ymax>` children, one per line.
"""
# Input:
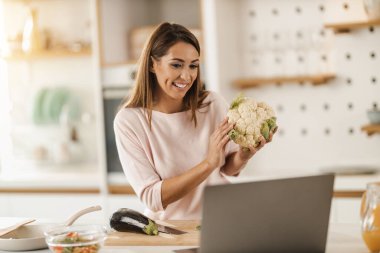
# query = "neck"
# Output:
<box><xmin>153</xmin><ymin>98</ymin><xmax>184</xmax><ymax>114</ymax></box>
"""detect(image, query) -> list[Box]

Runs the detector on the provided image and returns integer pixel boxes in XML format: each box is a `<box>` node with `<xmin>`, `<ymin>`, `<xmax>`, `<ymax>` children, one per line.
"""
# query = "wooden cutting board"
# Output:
<box><xmin>105</xmin><ymin>220</ymin><xmax>200</xmax><ymax>246</ymax></box>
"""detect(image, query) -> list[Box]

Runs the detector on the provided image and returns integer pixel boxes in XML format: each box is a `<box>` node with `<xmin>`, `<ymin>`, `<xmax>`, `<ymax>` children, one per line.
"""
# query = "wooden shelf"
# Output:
<box><xmin>1</xmin><ymin>48</ymin><xmax>92</xmax><ymax>60</ymax></box>
<box><xmin>361</xmin><ymin>124</ymin><xmax>380</xmax><ymax>136</ymax></box>
<box><xmin>324</xmin><ymin>19</ymin><xmax>380</xmax><ymax>33</ymax></box>
<box><xmin>233</xmin><ymin>74</ymin><xmax>336</xmax><ymax>89</ymax></box>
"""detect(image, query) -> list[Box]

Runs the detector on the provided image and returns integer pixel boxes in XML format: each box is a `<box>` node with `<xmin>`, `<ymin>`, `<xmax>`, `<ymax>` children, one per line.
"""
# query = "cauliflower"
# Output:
<box><xmin>227</xmin><ymin>94</ymin><xmax>277</xmax><ymax>148</ymax></box>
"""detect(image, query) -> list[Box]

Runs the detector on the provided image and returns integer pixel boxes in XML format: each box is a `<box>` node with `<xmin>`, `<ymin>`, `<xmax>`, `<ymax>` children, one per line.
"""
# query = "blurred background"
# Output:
<box><xmin>0</xmin><ymin>0</ymin><xmax>379</xmax><ymax>224</ymax></box>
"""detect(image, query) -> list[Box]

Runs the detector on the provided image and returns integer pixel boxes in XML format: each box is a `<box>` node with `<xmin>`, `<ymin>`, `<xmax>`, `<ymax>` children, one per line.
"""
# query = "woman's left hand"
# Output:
<box><xmin>238</xmin><ymin>127</ymin><xmax>278</xmax><ymax>162</ymax></box>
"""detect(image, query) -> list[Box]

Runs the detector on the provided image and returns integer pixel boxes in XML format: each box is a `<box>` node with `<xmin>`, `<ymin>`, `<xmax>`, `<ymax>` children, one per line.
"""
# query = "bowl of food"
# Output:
<box><xmin>44</xmin><ymin>225</ymin><xmax>107</xmax><ymax>253</ymax></box>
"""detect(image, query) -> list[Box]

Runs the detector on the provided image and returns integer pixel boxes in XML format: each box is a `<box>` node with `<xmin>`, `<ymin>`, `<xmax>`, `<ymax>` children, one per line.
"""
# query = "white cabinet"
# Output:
<box><xmin>0</xmin><ymin>195</ymin><xmax>10</xmax><ymax>216</ymax></box>
<box><xmin>331</xmin><ymin>198</ymin><xmax>362</xmax><ymax>224</ymax></box>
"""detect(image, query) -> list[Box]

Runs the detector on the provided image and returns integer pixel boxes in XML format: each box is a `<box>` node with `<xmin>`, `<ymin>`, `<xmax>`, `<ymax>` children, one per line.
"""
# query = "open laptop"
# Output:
<box><xmin>176</xmin><ymin>174</ymin><xmax>334</xmax><ymax>253</ymax></box>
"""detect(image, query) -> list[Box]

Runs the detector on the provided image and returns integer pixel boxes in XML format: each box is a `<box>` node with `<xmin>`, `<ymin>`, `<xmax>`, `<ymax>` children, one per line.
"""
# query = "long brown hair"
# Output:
<box><xmin>123</xmin><ymin>22</ymin><xmax>209</xmax><ymax>127</ymax></box>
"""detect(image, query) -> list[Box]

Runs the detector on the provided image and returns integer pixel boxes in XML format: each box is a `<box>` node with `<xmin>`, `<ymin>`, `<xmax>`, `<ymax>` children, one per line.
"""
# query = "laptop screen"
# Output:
<box><xmin>199</xmin><ymin>174</ymin><xmax>334</xmax><ymax>253</ymax></box>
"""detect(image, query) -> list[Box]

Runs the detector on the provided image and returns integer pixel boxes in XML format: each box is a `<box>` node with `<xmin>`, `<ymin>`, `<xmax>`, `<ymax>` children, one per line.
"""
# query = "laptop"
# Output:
<box><xmin>176</xmin><ymin>174</ymin><xmax>334</xmax><ymax>253</ymax></box>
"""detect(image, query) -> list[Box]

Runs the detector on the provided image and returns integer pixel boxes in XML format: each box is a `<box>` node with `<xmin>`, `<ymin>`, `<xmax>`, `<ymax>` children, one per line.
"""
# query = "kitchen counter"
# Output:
<box><xmin>0</xmin><ymin>163</ymin><xmax>101</xmax><ymax>193</ymax></box>
<box><xmin>0</xmin><ymin>219</ymin><xmax>369</xmax><ymax>253</ymax></box>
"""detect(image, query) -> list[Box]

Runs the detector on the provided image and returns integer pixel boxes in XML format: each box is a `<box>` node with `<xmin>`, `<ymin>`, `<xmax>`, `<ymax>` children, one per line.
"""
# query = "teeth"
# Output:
<box><xmin>173</xmin><ymin>82</ymin><xmax>187</xmax><ymax>88</ymax></box>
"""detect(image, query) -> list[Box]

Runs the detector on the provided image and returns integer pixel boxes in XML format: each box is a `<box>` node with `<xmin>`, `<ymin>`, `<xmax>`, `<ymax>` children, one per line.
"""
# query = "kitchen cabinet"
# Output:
<box><xmin>331</xmin><ymin>198</ymin><xmax>361</xmax><ymax>224</ymax></box>
<box><xmin>0</xmin><ymin>0</ymin><xmax>106</xmax><ymax>191</ymax></box>
<box><xmin>0</xmin><ymin>196</ymin><xmax>9</xmax><ymax>216</ymax></box>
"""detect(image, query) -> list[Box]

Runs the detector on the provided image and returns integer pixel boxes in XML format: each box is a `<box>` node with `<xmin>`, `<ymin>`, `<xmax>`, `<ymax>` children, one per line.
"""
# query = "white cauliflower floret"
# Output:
<box><xmin>227</xmin><ymin>94</ymin><xmax>277</xmax><ymax>148</ymax></box>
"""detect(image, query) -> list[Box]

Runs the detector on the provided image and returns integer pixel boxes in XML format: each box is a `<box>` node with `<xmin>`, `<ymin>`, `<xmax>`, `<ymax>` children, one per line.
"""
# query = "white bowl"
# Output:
<box><xmin>0</xmin><ymin>224</ymin><xmax>49</xmax><ymax>251</ymax></box>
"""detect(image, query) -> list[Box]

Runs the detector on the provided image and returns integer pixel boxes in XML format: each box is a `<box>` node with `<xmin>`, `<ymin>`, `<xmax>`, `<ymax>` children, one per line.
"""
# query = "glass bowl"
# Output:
<box><xmin>44</xmin><ymin>225</ymin><xmax>107</xmax><ymax>253</ymax></box>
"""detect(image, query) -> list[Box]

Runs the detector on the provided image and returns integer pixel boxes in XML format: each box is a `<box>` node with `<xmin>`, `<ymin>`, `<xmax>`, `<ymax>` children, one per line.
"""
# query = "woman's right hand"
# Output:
<box><xmin>205</xmin><ymin>117</ymin><xmax>234</xmax><ymax>170</ymax></box>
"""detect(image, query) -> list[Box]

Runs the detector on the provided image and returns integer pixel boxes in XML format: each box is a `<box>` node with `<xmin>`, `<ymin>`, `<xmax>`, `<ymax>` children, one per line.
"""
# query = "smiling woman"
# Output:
<box><xmin>114</xmin><ymin>22</ymin><xmax>274</xmax><ymax>221</ymax></box>
<box><xmin>151</xmin><ymin>41</ymin><xmax>200</xmax><ymax>113</ymax></box>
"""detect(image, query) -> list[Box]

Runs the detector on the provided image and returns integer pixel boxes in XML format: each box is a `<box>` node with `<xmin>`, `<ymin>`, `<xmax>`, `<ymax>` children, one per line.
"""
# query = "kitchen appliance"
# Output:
<box><xmin>102</xmin><ymin>62</ymin><xmax>136</xmax><ymax>175</ymax></box>
<box><xmin>103</xmin><ymin>87</ymin><xmax>131</xmax><ymax>174</ymax></box>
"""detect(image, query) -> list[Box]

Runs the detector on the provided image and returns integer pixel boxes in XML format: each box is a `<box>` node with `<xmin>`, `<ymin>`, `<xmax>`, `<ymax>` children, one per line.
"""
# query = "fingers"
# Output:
<box><xmin>219</xmin><ymin>123</ymin><xmax>233</xmax><ymax>138</ymax></box>
<box><xmin>267</xmin><ymin>126</ymin><xmax>278</xmax><ymax>142</ymax></box>
<box><xmin>257</xmin><ymin>136</ymin><xmax>266</xmax><ymax>149</ymax></box>
<box><xmin>220</xmin><ymin>134</ymin><xmax>231</xmax><ymax>149</ymax></box>
<box><xmin>214</xmin><ymin>118</ymin><xmax>233</xmax><ymax>140</ymax></box>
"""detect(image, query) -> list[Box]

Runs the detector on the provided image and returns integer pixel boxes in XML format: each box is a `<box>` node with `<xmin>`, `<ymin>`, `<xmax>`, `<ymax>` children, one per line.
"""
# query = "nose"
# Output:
<box><xmin>180</xmin><ymin>69</ymin><xmax>191</xmax><ymax>82</ymax></box>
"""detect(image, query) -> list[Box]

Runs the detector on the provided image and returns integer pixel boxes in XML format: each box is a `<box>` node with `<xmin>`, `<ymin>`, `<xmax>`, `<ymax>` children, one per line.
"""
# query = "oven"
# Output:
<box><xmin>102</xmin><ymin>63</ymin><xmax>136</xmax><ymax>174</ymax></box>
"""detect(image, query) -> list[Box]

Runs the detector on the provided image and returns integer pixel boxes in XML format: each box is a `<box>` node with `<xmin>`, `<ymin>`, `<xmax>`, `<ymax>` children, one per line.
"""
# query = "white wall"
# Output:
<box><xmin>203</xmin><ymin>0</ymin><xmax>380</xmax><ymax>176</ymax></box>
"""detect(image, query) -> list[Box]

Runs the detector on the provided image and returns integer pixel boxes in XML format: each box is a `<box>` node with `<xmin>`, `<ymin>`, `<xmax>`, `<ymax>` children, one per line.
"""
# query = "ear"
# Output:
<box><xmin>150</xmin><ymin>56</ymin><xmax>156</xmax><ymax>73</ymax></box>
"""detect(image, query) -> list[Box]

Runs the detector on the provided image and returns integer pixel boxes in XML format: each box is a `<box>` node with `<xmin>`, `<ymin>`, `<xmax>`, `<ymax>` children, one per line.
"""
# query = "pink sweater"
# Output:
<box><xmin>114</xmin><ymin>91</ymin><xmax>238</xmax><ymax>220</ymax></box>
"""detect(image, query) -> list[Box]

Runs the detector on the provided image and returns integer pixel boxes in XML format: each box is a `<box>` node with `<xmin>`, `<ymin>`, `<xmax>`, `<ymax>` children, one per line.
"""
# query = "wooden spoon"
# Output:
<box><xmin>0</xmin><ymin>218</ymin><xmax>36</xmax><ymax>237</ymax></box>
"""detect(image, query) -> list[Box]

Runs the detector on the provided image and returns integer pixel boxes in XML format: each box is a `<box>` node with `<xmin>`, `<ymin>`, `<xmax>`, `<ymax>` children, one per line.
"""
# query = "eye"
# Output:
<box><xmin>190</xmin><ymin>64</ymin><xmax>199</xmax><ymax>70</ymax></box>
<box><xmin>171</xmin><ymin>63</ymin><xmax>182</xmax><ymax>68</ymax></box>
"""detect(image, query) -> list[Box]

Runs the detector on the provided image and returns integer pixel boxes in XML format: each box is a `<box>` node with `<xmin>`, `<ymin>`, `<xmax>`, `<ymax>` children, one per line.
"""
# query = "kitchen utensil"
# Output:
<box><xmin>361</xmin><ymin>182</ymin><xmax>380</xmax><ymax>252</ymax></box>
<box><xmin>156</xmin><ymin>224</ymin><xmax>187</xmax><ymax>235</ymax></box>
<box><xmin>45</xmin><ymin>224</ymin><xmax>107</xmax><ymax>253</ymax></box>
<box><xmin>0</xmin><ymin>218</ymin><xmax>35</xmax><ymax>237</ymax></box>
<box><xmin>64</xmin><ymin>205</ymin><xmax>101</xmax><ymax>226</ymax></box>
<box><xmin>0</xmin><ymin>205</ymin><xmax>102</xmax><ymax>251</ymax></box>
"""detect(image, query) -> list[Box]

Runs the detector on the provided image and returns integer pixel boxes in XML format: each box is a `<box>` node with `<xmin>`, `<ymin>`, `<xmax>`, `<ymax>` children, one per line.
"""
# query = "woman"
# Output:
<box><xmin>114</xmin><ymin>22</ymin><xmax>275</xmax><ymax>220</ymax></box>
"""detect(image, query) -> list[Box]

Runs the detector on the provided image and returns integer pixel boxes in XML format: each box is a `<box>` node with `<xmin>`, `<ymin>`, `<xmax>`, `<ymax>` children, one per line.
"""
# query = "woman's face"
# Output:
<box><xmin>151</xmin><ymin>41</ymin><xmax>199</xmax><ymax>103</ymax></box>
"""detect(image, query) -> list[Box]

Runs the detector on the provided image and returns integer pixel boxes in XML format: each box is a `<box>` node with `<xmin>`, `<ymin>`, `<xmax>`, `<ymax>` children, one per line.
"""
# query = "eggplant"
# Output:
<box><xmin>110</xmin><ymin>208</ymin><xmax>158</xmax><ymax>236</ymax></box>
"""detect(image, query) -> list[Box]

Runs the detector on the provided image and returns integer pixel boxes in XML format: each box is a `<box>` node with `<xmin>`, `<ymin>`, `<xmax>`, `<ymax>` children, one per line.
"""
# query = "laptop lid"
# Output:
<box><xmin>200</xmin><ymin>174</ymin><xmax>334</xmax><ymax>253</ymax></box>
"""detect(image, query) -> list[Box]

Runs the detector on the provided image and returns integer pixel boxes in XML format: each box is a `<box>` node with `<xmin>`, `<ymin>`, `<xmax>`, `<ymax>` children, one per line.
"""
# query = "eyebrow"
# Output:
<box><xmin>170</xmin><ymin>58</ymin><xmax>199</xmax><ymax>63</ymax></box>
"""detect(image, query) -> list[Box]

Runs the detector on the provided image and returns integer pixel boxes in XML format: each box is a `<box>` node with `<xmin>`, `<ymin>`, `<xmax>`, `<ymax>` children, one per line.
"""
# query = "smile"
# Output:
<box><xmin>172</xmin><ymin>82</ymin><xmax>188</xmax><ymax>89</ymax></box>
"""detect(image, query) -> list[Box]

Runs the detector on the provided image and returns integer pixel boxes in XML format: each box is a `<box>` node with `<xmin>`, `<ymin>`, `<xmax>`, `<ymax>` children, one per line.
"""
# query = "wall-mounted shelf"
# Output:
<box><xmin>233</xmin><ymin>74</ymin><xmax>336</xmax><ymax>89</ymax></box>
<box><xmin>1</xmin><ymin>48</ymin><xmax>92</xmax><ymax>61</ymax></box>
<box><xmin>361</xmin><ymin>124</ymin><xmax>380</xmax><ymax>136</ymax></box>
<box><xmin>324</xmin><ymin>19</ymin><xmax>380</xmax><ymax>33</ymax></box>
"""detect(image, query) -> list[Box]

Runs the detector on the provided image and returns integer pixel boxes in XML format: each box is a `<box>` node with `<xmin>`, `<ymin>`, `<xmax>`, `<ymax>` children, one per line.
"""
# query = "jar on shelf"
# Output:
<box><xmin>22</xmin><ymin>8</ymin><xmax>42</xmax><ymax>53</ymax></box>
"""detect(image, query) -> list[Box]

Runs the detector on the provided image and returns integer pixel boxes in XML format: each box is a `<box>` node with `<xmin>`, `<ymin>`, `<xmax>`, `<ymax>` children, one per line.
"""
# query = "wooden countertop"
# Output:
<box><xmin>104</xmin><ymin>221</ymin><xmax>369</xmax><ymax>253</ymax></box>
<box><xmin>105</xmin><ymin>220</ymin><xmax>200</xmax><ymax>246</ymax></box>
